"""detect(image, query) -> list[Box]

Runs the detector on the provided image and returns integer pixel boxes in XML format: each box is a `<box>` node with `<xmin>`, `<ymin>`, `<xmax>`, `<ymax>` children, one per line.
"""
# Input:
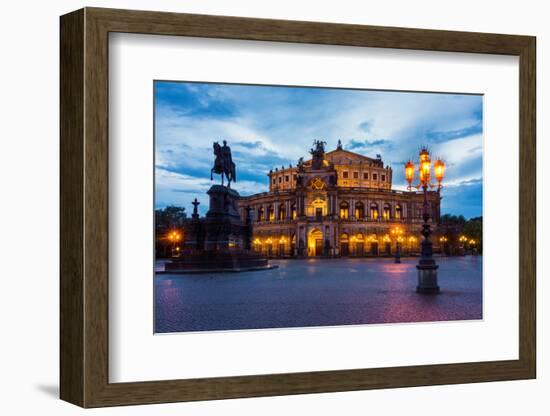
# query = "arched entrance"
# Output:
<box><xmin>368</xmin><ymin>234</ymin><xmax>379</xmax><ymax>255</ymax></box>
<box><xmin>308</xmin><ymin>228</ymin><xmax>324</xmax><ymax>257</ymax></box>
<box><xmin>340</xmin><ymin>233</ymin><xmax>350</xmax><ymax>256</ymax></box>
<box><xmin>355</xmin><ymin>233</ymin><xmax>365</xmax><ymax>256</ymax></box>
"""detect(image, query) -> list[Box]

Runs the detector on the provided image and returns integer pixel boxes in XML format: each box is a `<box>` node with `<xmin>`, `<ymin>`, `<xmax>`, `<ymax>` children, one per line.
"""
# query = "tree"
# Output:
<box><xmin>155</xmin><ymin>205</ymin><xmax>187</xmax><ymax>233</ymax></box>
<box><xmin>155</xmin><ymin>206</ymin><xmax>187</xmax><ymax>258</ymax></box>
<box><xmin>439</xmin><ymin>214</ymin><xmax>466</xmax><ymax>226</ymax></box>
<box><xmin>463</xmin><ymin>216</ymin><xmax>483</xmax><ymax>253</ymax></box>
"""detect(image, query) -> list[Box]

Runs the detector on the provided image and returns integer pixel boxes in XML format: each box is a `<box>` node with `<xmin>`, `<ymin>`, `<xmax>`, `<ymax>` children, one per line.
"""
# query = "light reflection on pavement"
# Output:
<box><xmin>155</xmin><ymin>256</ymin><xmax>482</xmax><ymax>333</ymax></box>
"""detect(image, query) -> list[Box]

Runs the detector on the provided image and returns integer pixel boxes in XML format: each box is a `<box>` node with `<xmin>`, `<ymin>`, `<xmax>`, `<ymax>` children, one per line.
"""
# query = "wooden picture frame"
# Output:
<box><xmin>60</xmin><ymin>7</ymin><xmax>536</xmax><ymax>408</ymax></box>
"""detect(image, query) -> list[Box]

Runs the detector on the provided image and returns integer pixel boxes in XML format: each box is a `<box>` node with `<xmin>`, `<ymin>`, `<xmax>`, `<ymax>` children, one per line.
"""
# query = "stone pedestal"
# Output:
<box><xmin>164</xmin><ymin>185</ymin><xmax>273</xmax><ymax>273</ymax></box>
<box><xmin>416</xmin><ymin>224</ymin><xmax>440</xmax><ymax>293</ymax></box>
<box><xmin>206</xmin><ymin>185</ymin><xmax>241</xmax><ymax>219</ymax></box>
<box><xmin>204</xmin><ymin>185</ymin><xmax>245</xmax><ymax>251</ymax></box>
<box><xmin>416</xmin><ymin>263</ymin><xmax>440</xmax><ymax>293</ymax></box>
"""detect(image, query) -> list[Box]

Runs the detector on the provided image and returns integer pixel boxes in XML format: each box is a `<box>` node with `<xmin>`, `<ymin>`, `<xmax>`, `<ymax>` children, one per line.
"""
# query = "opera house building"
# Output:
<box><xmin>238</xmin><ymin>140</ymin><xmax>441</xmax><ymax>257</ymax></box>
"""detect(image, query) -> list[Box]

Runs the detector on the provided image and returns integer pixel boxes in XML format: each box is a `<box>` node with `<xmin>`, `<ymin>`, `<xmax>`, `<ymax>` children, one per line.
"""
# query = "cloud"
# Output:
<box><xmin>426</xmin><ymin>121</ymin><xmax>482</xmax><ymax>143</ymax></box>
<box><xmin>154</xmin><ymin>82</ymin><xmax>483</xmax><ymax>218</ymax></box>
<box><xmin>441</xmin><ymin>178</ymin><xmax>483</xmax><ymax>219</ymax></box>
<box><xmin>358</xmin><ymin>120</ymin><xmax>373</xmax><ymax>132</ymax></box>
<box><xmin>155</xmin><ymin>167</ymin><xmax>266</xmax><ymax>216</ymax></box>
<box><xmin>347</xmin><ymin>139</ymin><xmax>391</xmax><ymax>150</ymax></box>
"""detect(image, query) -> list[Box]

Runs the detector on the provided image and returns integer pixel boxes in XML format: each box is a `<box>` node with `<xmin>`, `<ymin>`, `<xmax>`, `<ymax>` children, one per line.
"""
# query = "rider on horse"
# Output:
<box><xmin>211</xmin><ymin>140</ymin><xmax>236</xmax><ymax>187</ymax></box>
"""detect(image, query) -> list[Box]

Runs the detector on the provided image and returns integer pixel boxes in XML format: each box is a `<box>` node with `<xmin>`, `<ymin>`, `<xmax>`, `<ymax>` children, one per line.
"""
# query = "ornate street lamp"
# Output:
<box><xmin>405</xmin><ymin>147</ymin><xmax>445</xmax><ymax>294</ymax></box>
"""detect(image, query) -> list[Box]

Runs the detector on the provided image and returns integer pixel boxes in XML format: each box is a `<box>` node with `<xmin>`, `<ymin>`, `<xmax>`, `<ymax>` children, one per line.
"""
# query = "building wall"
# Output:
<box><xmin>239</xmin><ymin>187</ymin><xmax>440</xmax><ymax>257</ymax></box>
<box><xmin>268</xmin><ymin>149</ymin><xmax>393</xmax><ymax>192</ymax></box>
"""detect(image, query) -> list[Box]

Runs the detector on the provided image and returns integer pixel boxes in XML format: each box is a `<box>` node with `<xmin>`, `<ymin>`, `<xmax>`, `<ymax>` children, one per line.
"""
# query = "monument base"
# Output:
<box><xmin>175</xmin><ymin>182</ymin><xmax>273</xmax><ymax>273</ymax></box>
<box><xmin>416</xmin><ymin>262</ymin><xmax>440</xmax><ymax>294</ymax></box>
<box><xmin>163</xmin><ymin>250</ymin><xmax>276</xmax><ymax>274</ymax></box>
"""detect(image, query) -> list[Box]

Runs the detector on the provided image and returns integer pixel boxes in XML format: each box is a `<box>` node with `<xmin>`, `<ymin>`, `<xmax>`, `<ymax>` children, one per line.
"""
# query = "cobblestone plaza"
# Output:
<box><xmin>155</xmin><ymin>256</ymin><xmax>482</xmax><ymax>333</ymax></box>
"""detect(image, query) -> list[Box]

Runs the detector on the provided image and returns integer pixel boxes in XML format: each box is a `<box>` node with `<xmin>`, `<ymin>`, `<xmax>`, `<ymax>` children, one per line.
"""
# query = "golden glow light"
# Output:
<box><xmin>418</xmin><ymin>148</ymin><xmax>431</xmax><ymax>186</ymax></box>
<box><xmin>405</xmin><ymin>160</ymin><xmax>415</xmax><ymax>186</ymax></box>
<box><xmin>168</xmin><ymin>231</ymin><xmax>182</xmax><ymax>242</ymax></box>
<box><xmin>391</xmin><ymin>226</ymin><xmax>403</xmax><ymax>236</ymax></box>
<box><xmin>434</xmin><ymin>158</ymin><xmax>445</xmax><ymax>183</ymax></box>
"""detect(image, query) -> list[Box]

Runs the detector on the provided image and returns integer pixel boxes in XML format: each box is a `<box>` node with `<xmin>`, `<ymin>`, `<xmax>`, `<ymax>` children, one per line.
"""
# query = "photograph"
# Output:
<box><xmin>153</xmin><ymin>81</ymin><xmax>484</xmax><ymax>333</ymax></box>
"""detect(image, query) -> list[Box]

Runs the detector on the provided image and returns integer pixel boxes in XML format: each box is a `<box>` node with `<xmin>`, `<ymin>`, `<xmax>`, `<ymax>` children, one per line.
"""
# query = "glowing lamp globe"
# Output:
<box><xmin>405</xmin><ymin>160</ymin><xmax>415</xmax><ymax>187</ymax></box>
<box><xmin>434</xmin><ymin>158</ymin><xmax>445</xmax><ymax>183</ymax></box>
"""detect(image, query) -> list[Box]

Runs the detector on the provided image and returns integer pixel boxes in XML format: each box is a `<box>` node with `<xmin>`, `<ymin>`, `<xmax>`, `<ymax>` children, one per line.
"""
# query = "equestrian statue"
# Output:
<box><xmin>211</xmin><ymin>140</ymin><xmax>236</xmax><ymax>187</ymax></box>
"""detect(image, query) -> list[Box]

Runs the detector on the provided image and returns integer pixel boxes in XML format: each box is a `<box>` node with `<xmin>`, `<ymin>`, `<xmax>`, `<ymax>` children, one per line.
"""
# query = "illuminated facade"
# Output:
<box><xmin>237</xmin><ymin>140</ymin><xmax>441</xmax><ymax>257</ymax></box>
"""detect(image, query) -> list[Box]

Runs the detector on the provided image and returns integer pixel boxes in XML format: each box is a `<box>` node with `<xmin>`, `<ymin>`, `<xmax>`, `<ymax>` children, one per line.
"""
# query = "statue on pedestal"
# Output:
<box><xmin>309</xmin><ymin>140</ymin><xmax>326</xmax><ymax>170</ymax></box>
<box><xmin>211</xmin><ymin>140</ymin><xmax>236</xmax><ymax>187</ymax></box>
<box><xmin>165</xmin><ymin>140</ymin><xmax>274</xmax><ymax>273</ymax></box>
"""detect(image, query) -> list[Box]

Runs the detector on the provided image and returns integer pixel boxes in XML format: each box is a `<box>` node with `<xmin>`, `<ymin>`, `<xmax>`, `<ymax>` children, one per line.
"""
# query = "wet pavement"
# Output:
<box><xmin>155</xmin><ymin>256</ymin><xmax>482</xmax><ymax>333</ymax></box>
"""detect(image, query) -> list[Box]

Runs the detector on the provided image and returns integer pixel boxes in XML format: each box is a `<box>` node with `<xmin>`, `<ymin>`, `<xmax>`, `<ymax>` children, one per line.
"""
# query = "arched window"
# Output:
<box><xmin>291</xmin><ymin>204</ymin><xmax>297</xmax><ymax>220</ymax></box>
<box><xmin>370</xmin><ymin>202</ymin><xmax>379</xmax><ymax>219</ymax></box>
<box><xmin>355</xmin><ymin>202</ymin><xmax>364</xmax><ymax>219</ymax></box>
<box><xmin>383</xmin><ymin>203</ymin><xmax>391</xmax><ymax>220</ymax></box>
<box><xmin>395</xmin><ymin>204</ymin><xmax>402</xmax><ymax>220</ymax></box>
<box><xmin>279</xmin><ymin>203</ymin><xmax>286</xmax><ymax>220</ymax></box>
<box><xmin>309</xmin><ymin>198</ymin><xmax>327</xmax><ymax>219</ymax></box>
<box><xmin>258</xmin><ymin>207</ymin><xmax>265</xmax><ymax>222</ymax></box>
<box><xmin>268</xmin><ymin>205</ymin><xmax>275</xmax><ymax>221</ymax></box>
<box><xmin>340</xmin><ymin>201</ymin><xmax>349</xmax><ymax>219</ymax></box>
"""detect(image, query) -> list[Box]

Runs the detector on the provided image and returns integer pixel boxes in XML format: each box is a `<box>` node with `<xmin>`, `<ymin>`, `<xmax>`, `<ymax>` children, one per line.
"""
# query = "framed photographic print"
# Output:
<box><xmin>60</xmin><ymin>7</ymin><xmax>536</xmax><ymax>408</ymax></box>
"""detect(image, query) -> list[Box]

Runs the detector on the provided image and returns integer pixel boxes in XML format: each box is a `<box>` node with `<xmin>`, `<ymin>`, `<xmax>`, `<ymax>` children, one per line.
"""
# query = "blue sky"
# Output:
<box><xmin>155</xmin><ymin>81</ymin><xmax>483</xmax><ymax>219</ymax></box>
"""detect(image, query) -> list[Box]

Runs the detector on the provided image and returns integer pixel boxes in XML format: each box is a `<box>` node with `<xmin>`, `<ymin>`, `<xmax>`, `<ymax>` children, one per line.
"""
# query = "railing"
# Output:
<box><xmin>253</xmin><ymin>216</ymin><xmax>432</xmax><ymax>225</ymax></box>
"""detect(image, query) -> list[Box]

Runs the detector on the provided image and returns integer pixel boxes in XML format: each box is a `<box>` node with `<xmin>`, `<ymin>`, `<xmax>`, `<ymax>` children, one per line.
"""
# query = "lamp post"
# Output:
<box><xmin>391</xmin><ymin>226</ymin><xmax>403</xmax><ymax>263</ymax></box>
<box><xmin>405</xmin><ymin>147</ymin><xmax>445</xmax><ymax>294</ymax></box>
<box><xmin>168</xmin><ymin>230</ymin><xmax>182</xmax><ymax>257</ymax></box>
<box><xmin>458</xmin><ymin>235</ymin><xmax>467</xmax><ymax>256</ymax></box>
<box><xmin>469</xmin><ymin>239</ymin><xmax>477</xmax><ymax>255</ymax></box>
<box><xmin>439</xmin><ymin>236</ymin><xmax>448</xmax><ymax>256</ymax></box>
